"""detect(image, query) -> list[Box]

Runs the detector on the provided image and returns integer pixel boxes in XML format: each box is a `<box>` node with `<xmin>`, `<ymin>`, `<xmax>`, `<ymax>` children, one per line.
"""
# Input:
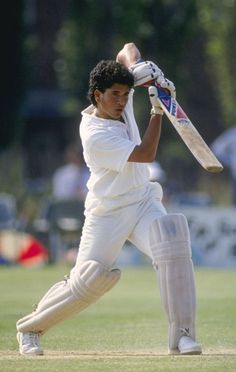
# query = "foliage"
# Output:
<box><xmin>2</xmin><ymin>1</ymin><xmax>236</xmax><ymax>199</ymax></box>
<box><xmin>54</xmin><ymin>0</ymin><xmax>200</xmax><ymax>172</ymax></box>
<box><xmin>197</xmin><ymin>0</ymin><xmax>236</xmax><ymax>126</ymax></box>
<box><xmin>54</xmin><ymin>0</ymin><xmax>236</xmax><ymax>135</ymax></box>
<box><xmin>55</xmin><ymin>0</ymin><xmax>198</xmax><ymax>102</ymax></box>
<box><xmin>0</xmin><ymin>1</ymin><xmax>25</xmax><ymax>148</ymax></box>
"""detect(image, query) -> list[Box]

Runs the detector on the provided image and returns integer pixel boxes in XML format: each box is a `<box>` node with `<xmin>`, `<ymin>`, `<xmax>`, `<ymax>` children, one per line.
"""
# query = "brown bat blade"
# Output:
<box><xmin>157</xmin><ymin>88</ymin><xmax>223</xmax><ymax>173</ymax></box>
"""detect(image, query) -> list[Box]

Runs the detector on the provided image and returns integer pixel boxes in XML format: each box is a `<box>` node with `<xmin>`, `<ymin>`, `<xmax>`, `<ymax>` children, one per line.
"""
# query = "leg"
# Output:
<box><xmin>17</xmin><ymin>260</ymin><xmax>120</xmax><ymax>354</ymax></box>
<box><xmin>16</xmin><ymin>210</ymin><xmax>134</xmax><ymax>355</ymax></box>
<box><xmin>149</xmin><ymin>213</ymin><xmax>201</xmax><ymax>354</ymax></box>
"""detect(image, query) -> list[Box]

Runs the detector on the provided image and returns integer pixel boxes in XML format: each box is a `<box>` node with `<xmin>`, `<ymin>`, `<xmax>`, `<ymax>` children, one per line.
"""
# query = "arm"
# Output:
<box><xmin>128</xmin><ymin>114</ymin><xmax>162</xmax><ymax>163</ymax></box>
<box><xmin>117</xmin><ymin>42</ymin><xmax>163</xmax><ymax>163</ymax></box>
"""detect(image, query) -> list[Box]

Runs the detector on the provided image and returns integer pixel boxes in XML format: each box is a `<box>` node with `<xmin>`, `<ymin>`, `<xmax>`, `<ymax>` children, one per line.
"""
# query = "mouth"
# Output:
<box><xmin>116</xmin><ymin>108</ymin><xmax>124</xmax><ymax>114</ymax></box>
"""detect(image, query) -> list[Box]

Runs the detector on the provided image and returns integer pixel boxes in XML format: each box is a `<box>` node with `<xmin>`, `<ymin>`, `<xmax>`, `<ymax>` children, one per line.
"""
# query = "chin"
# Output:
<box><xmin>114</xmin><ymin>112</ymin><xmax>123</xmax><ymax>119</ymax></box>
<box><xmin>109</xmin><ymin>114</ymin><xmax>120</xmax><ymax>120</ymax></box>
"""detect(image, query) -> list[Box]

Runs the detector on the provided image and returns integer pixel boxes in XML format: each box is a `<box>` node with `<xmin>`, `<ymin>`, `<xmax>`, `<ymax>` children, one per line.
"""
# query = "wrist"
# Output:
<box><xmin>150</xmin><ymin>107</ymin><xmax>163</xmax><ymax>116</ymax></box>
<box><xmin>136</xmin><ymin>57</ymin><xmax>144</xmax><ymax>63</ymax></box>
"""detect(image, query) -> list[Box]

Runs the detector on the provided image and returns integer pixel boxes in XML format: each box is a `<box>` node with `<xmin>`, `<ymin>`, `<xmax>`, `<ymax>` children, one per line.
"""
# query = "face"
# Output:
<box><xmin>94</xmin><ymin>83</ymin><xmax>130</xmax><ymax>120</ymax></box>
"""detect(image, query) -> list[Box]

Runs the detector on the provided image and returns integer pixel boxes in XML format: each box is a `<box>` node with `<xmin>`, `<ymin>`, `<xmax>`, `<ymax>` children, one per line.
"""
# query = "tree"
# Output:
<box><xmin>0</xmin><ymin>1</ymin><xmax>24</xmax><ymax>148</ymax></box>
<box><xmin>197</xmin><ymin>0</ymin><xmax>236</xmax><ymax>127</ymax></box>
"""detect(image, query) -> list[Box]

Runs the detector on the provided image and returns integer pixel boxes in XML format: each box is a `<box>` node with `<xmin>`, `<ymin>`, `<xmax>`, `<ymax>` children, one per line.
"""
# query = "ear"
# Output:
<box><xmin>94</xmin><ymin>89</ymin><xmax>102</xmax><ymax>104</ymax></box>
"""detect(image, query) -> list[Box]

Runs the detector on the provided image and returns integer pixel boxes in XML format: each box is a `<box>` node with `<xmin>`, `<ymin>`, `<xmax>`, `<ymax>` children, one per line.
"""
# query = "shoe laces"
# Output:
<box><xmin>180</xmin><ymin>328</ymin><xmax>190</xmax><ymax>337</ymax></box>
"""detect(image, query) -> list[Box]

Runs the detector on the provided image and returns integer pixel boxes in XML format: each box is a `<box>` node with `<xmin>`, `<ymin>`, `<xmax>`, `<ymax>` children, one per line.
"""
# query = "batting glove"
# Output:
<box><xmin>148</xmin><ymin>85</ymin><xmax>164</xmax><ymax>116</ymax></box>
<box><xmin>130</xmin><ymin>60</ymin><xmax>164</xmax><ymax>87</ymax></box>
<box><xmin>155</xmin><ymin>76</ymin><xmax>176</xmax><ymax>99</ymax></box>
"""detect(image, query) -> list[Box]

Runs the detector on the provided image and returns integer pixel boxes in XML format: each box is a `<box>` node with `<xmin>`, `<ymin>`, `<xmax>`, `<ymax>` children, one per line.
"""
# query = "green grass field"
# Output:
<box><xmin>0</xmin><ymin>265</ymin><xmax>236</xmax><ymax>371</ymax></box>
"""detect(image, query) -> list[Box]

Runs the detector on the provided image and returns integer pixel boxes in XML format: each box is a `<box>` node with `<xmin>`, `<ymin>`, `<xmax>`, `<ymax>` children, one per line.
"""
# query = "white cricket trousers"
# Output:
<box><xmin>72</xmin><ymin>184</ymin><xmax>167</xmax><ymax>272</ymax></box>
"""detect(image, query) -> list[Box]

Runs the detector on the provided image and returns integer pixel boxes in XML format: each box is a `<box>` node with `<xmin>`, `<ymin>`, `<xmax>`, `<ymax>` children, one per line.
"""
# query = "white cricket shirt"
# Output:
<box><xmin>80</xmin><ymin>90</ymin><xmax>162</xmax><ymax>215</ymax></box>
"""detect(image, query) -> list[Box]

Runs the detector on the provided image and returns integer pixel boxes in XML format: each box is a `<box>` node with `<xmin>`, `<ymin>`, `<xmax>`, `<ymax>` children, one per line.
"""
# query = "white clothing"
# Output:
<box><xmin>72</xmin><ymin>89</ymin><xmax>166</xmax><ymax>271</ymax></box>
<box><xmin>80</xmin><ymin>90</ymin><xmax>163</xmax><ymax>215</ymax></box>
<box><xmin>73</xmin><ymin>185</ymin><xmax>166</xmax><ymax>270</ymax></box>
<box><xmin>16</xmin><ymin>71</ymin><xmax>199</xmax><ymax>356</ymax></box>
<box><xmin>147</xmin><ymin>161</ymin><xmax>166</xmax><ymax>182</ymax></box>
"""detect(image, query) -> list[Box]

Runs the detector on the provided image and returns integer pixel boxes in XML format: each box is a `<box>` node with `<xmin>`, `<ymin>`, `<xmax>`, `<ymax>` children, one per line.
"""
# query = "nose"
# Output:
<box><xmin>117</xmin><ymin>96</ymin><xmax>127</xmax><ymax>107</ymax></box>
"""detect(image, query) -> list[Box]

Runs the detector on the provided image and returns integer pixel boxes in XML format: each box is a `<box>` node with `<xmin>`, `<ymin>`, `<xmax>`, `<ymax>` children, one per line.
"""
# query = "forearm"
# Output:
<box><xmin>119</xmin><ymin>42</ymin><xmax>162</xmax><ymax>162</ymax></box>
<box><xmin>128</xmin><ymin>114</ymin><xmax>162</xmax><ymax>163</ymax></box>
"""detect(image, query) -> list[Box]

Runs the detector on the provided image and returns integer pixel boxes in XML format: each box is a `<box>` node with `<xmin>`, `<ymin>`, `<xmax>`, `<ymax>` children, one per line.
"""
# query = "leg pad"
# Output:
<box><xmin>17</xmin><ymin>260</ymin><xmax>121</xmax><ymax>334</ymax></box>
<box><xmin>149</xmin><ymin>214</ymin><xmax>197</xmax><ymax>350</ymax></box>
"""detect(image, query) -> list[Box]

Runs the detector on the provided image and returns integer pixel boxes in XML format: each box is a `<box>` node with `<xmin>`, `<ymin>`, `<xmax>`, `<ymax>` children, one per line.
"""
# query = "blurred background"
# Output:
<box><xmin>0</xmin><ymin>0</ymin><xmax>236</xmax><ymax>268</ymax></box>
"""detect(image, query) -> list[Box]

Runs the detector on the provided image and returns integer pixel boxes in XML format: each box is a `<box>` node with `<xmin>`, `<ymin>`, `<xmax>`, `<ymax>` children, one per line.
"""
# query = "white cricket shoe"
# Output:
<box><xmin>169</xmin><ymin>336</ymin><xmax>202</xmax><ymax>355</ymax></box>
<box><xmin>17</xmin><ymin>332</ymin><xmax>44</xmax><ymax>355</ymax></box>
<box><xmin>178</xmin><ymin>335</ymin><xmax>202</xmax><ymax>354</ymax></box>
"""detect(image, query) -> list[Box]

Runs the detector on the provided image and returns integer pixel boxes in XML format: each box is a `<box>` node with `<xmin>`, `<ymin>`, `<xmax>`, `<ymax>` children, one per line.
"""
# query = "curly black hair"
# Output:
<box><xmin>88</xmin><ymin>60</ymin><xmax>134</xmax><ymax>106</ymax></box>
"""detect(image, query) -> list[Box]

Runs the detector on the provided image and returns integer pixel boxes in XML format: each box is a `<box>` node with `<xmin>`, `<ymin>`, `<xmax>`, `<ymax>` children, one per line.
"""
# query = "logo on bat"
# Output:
<box><xmin>176</xmin><ymin>118</ymin><xmax>191</xmax><ymax>127</ymax></box>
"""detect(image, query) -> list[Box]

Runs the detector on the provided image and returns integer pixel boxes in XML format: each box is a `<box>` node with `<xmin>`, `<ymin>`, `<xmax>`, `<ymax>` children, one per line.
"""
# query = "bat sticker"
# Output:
<box><xmin>155</xmin><ymin>86</ymin><xmax>223</xmax><ymax>173</ymax></box>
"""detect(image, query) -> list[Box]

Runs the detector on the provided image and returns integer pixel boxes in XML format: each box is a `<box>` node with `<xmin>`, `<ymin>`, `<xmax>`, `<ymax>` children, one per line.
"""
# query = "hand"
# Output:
<box><xmin>116</xmin><ymin>42</ymin><xmax>141</xmax><ymax>67</ymax></box>
<box><xmin>130</xmin><ymin>60</ymin><xmax>164</xmax><ymax>87</ymax></box>
<box><xmin>148</xmin><ymin>76</ymin><xmax>176</xmax><ymax>115</ymax></box>
<box><xmin>154</xmin><ymin>76</ymin><xmax>176</xmax><ymax>99</ymax></box>
<box><xmin>148</xmin><ymin>85</ymin><xmax>164</xmax><ymax>116</ymax></box>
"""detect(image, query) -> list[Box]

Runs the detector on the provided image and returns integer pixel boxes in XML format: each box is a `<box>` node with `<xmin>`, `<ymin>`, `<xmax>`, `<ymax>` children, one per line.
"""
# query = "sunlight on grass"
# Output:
<box><xmin>0</xmin><ymin>266</ymin><xmax>236</xmax><ymax>371</ymax></box>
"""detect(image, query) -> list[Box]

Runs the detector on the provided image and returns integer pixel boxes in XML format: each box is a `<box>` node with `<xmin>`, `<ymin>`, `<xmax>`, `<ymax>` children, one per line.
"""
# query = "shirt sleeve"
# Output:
<box><xmin>88</xmin><ymin>130</ymin><xmax>136</xmax><ymax>172</ymax></box>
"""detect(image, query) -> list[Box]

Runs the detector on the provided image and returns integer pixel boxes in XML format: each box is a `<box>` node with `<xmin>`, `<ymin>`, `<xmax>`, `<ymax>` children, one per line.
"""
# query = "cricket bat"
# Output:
<box><xmin>156</xmin><ymin>87</ymin><xmax>223</xmax><ymax>173</ymax></box>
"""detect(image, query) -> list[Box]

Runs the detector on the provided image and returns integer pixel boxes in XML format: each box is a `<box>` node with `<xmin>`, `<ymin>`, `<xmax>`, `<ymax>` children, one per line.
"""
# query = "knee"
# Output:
<box><xmin>149</xmin><ymin>213</ymin><xmax>192</xmax><ymax>263</ymax></box>
<box><xmin>69</xmin><ymin>260</ymin><xmax>121</xmax><ymax>302</ymax></box>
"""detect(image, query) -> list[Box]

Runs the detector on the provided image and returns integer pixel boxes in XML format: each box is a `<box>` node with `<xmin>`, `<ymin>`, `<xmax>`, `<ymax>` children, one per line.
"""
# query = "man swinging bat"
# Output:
<box><xmin>16</xmin><ymin>42</ymin><xmax>202</xmax><ymax>356</ymax></box>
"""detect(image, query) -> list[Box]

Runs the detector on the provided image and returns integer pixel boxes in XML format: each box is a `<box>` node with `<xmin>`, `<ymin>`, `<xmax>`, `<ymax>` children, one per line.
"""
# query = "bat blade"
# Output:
<box><xmin>157</xmin><ymin>88</ymin><xmax>223</xmax><ymax>173</ymax></box>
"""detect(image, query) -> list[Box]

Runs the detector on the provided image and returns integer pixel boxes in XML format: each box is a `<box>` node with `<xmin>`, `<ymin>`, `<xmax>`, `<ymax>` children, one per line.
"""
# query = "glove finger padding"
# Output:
<box><xmin>148</xmin><ymin>85</ymin><xmax>159</xmax><ymax>105</ymax></box>
<box><xmin>155</xmin><ymin>77</ymin><xmax>176</xmax><ymax>99</ymax></box>
<box><xmin>130</xmin><ymin>60</ymin><xmax>164</xmax><ymax>87</ymax></box>
<box><xmin>148</xmin><ymin>85</ymin><xmax>163</xmax><ymax>115</ymax></box>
